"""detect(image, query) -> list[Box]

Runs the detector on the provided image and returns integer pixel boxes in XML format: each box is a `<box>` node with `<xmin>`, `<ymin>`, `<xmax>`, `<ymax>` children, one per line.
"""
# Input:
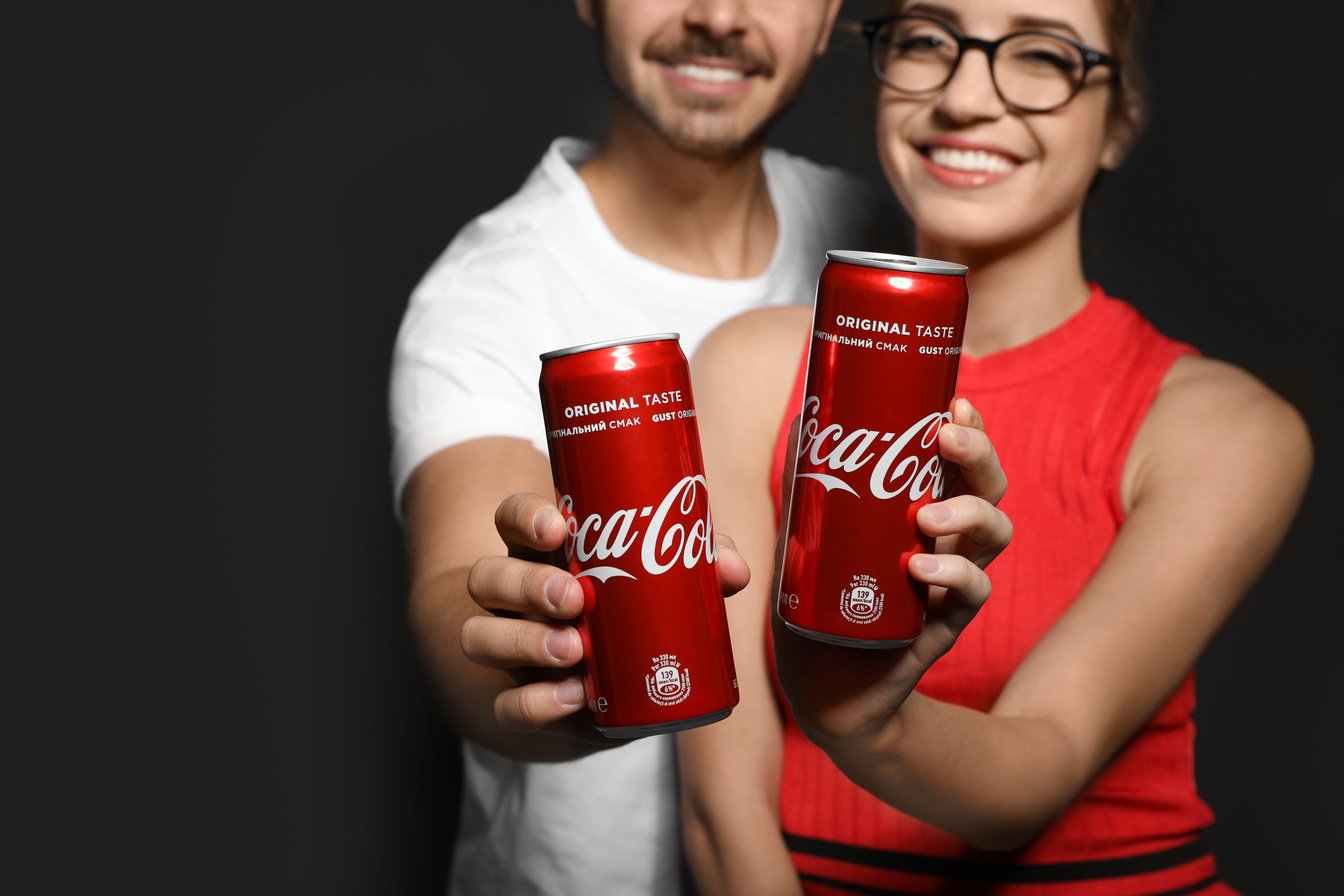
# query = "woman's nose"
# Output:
<box><xmin>933</xmin><ymin>48</ymin><xmax>1008</xmax><ymax>123</ymax></box>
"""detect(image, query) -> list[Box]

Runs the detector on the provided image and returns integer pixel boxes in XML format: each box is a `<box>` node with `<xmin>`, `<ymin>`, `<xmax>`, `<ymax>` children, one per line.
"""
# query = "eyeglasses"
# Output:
<box><xmin>858</xmin><ymin>14</ymin><xmax>1119</xmax><ymax>113</ymax></box>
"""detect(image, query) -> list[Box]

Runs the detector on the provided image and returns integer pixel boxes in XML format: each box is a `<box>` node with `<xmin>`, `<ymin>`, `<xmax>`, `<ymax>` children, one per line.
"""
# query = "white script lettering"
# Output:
<box><xmin>559</xmin><ymin>475</ymin><xmax>716</xmax><ymax>582</ymax></box>
<box><xmin>795</xmin><ymin>395</ymin><xmax>948</xmax><ymax>501</ymax></box>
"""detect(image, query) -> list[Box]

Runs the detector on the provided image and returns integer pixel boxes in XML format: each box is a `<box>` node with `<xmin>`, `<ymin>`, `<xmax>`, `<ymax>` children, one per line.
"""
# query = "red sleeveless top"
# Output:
<box><xmin>768</xmin><ymin>287</ymin><xmax>1233</xmax><ymax>895</ymax></box>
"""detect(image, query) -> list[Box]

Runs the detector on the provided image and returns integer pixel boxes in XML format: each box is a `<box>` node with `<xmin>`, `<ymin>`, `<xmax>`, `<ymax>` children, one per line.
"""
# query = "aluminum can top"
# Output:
<box><xmin>825</xmin><ymin>250</ymin><xmax>967</xmax><ymax>278</ymax></box>
<box><xmin>539</xmin><ymin>332</ymin><xmax>681</xmax><ymax>362</ymax></box>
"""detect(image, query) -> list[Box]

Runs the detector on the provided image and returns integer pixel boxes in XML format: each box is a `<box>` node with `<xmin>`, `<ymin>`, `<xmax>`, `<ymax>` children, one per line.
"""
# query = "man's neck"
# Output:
<box><xmin>578</xmin><ymin>110</ymin><xmax>777</xmax><ymax>280</ymax></box>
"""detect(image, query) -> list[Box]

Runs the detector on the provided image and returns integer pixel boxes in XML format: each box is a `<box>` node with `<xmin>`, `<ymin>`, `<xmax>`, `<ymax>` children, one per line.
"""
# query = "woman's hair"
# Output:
<box><xmin>1102</xmin><ymin>0</ymin><xmax>1155</xmax><ymax>139</ymax></box>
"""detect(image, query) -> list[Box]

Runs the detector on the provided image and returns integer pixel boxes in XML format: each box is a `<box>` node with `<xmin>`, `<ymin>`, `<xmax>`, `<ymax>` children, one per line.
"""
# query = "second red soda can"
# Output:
<box><xmin>538</xmin><ymin>333</ymin><xmax>739</xmax><ymax>736</ymax></box>
<box><xmin>778</xmin><ymin>251</ymin><xmax>970</xmax><ymax>648</ymax></box>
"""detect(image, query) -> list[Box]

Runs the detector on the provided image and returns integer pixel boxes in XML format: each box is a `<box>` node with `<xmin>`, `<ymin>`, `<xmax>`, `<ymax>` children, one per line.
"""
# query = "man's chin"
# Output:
<box><xmin>648</xmin><ymin>108</ymin><xmax>773</xmax><ymax>161</ymax></box>
<box><xmin>615</xmin><ymin>87</ymin><xmax>775</xmax><ymax>161</ymax></box>
<box><xmin>661</xmin><ymin>128</ymin><xmax>765</xmax><ymax>161</ymax></box>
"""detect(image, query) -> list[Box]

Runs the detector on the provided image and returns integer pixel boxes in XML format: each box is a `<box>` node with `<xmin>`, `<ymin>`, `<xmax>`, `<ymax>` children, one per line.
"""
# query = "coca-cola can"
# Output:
<box><xmin>778</xmin><ymin>251</ymin><xmax>969</xmax><ymax>648</ymax></box>
<box><xmin>538</xmin><ymin>333</ymin><xmax>739</xmax><ymax>737</ymax></box>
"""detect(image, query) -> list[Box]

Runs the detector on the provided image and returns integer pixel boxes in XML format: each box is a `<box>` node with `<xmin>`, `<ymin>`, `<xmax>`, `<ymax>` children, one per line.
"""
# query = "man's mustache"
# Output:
<box><xmin>645</xmin><ymin>33</ymin><xmax>775</xmax><ymax>77</ymax></box>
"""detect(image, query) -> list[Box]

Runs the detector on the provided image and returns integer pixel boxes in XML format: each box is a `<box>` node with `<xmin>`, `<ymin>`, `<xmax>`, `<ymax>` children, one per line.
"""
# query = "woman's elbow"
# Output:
<box><xmin>960</xmin><ymin>800</ymin><xmax>1069</xmax><ymax>852</ymax></box>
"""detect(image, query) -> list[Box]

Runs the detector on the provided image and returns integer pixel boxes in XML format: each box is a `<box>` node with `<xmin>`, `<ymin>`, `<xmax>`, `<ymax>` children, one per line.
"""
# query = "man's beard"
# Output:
<box><xmin>600</xmin><ymin>27</ymin><xmax>796</xmax><ymax>161</ymax></box>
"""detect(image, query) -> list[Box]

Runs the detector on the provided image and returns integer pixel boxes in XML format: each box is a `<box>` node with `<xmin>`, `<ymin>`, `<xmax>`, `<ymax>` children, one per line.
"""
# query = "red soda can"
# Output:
<box><xmin>778</xmin><ymin>251</ymin><xmax>969</xmax><ymax>648</ymax></box>
<box><xmin>538</xmin><ymin>333</ymin><xmax>739</xmax><ymax>736</ymax></box>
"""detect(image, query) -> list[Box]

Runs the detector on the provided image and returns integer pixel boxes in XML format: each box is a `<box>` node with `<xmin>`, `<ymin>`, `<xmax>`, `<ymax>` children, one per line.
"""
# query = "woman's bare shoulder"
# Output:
<box><xmin>1157</xmin><ymin>354</ymin><xmax>1310</xmax><ymax>446</ymax></box>
<box><xmin>693</xmin><ymin>305</ymin><xmax>812</xmax><ymax>388</ymax></box>
<box><xmin>1126</xmin><ymin>353</ymin><xmax>1313</xmax><ymax>511</ymax></box>
<box><xmin>697</xmin><ymin>304</ymin><xmax>813</xmax><ymax>358</ymax></box>
<box><xmin>691</xmin><ymin>304</ymin><xmax>813</xmax><ymax>433</ymax></box>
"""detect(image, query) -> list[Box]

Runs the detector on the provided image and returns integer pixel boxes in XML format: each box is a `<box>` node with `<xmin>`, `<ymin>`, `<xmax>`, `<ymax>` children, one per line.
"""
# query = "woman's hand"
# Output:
<box><xmin>769</xmin><ymin>397</ymin><xmax>1011</xmax><ymax>749</ymax></box>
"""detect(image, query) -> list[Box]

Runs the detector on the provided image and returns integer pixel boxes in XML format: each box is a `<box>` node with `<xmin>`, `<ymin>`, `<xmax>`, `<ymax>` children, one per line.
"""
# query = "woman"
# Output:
<box><xmin>677</xmin><ymin>1</ymin><xmax>1313</xmax><ymax>894</ymax></box>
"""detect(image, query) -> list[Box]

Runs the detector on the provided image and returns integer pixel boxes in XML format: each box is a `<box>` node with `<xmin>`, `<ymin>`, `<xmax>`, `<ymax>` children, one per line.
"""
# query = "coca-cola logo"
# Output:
<box><xmin>795</xmin><ymin>395</ymin><xmax>948</xmax><ymax>500</ymax></box>
<box><xmin>558</xmin><ymin>474</ymin><xmax>716</xmax><ymax>583</ymax></box>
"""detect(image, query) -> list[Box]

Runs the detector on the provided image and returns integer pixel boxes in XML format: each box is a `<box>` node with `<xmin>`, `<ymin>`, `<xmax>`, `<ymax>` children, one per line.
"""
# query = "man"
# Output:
<box><xmin>389</xmin><ymin>1</ymin><xmax>892</xmax><ymax>892</ymax></box>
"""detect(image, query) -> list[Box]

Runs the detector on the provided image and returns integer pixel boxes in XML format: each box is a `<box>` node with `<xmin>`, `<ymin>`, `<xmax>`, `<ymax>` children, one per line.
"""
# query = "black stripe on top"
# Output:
<box><xmin>785</xmin><ymin>832</ymin><xmax>1211</xmax><ymax>884</ymax></box>
<box><xmin>797</xmin><ymin>870</ymin><xmax>1224</xmax><ymax>896</ymax></box>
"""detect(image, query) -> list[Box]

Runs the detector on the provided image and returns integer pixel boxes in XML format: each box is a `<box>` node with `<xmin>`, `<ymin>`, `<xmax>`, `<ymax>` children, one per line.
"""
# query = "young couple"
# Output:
<box><xmin>396</xmin><ymin>1</ymin><xmax>1312</xmax><ymax>893</ymax></box>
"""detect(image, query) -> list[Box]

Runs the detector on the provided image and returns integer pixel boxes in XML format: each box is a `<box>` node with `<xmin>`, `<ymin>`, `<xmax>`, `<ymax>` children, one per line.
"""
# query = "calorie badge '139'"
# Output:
<box><xmin>779</xmin><ymin>251</ymin><xmax>970</xmax><ymax>648</ymax></box>
<box><xmin>538</xmin><ymin>333</ymin><xmax>738</xmax><ymax>737</ymax></box>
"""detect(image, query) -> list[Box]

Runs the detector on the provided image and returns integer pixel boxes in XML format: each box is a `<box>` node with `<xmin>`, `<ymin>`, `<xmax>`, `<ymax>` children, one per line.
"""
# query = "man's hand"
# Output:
<box><xmin>464</xmin><ymin>491</ymin><xmax>751</xmax><ymax>740</ymax></box>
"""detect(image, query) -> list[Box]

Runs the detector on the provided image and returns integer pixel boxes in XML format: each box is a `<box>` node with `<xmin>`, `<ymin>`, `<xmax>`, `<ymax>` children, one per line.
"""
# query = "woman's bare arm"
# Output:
<box><xmin>775</xmin><ymin>355</ymin><xmax>1313</xmax><ymax>849</ymax></box>
<box><xmin>677</xmin><ymin>306</ymin><xmax>812</xmax><ymax>896</ymax></box>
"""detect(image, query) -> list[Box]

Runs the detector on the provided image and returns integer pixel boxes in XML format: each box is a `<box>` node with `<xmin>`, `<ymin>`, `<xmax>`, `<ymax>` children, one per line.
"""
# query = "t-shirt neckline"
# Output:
<box><xmin>543</xmin><ymin>136</ymin><xmax>791</xmax><ymax>295</ymax></box>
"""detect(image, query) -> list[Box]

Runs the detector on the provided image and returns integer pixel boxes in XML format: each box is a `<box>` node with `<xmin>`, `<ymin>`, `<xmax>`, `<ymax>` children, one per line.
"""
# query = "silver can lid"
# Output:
<box><xmin>825</xmin><ymin>250</ymin><xmax>967</xmax><ymax>277</ymax></box>
<box><xmin>539</xmin><ymin>332</ymin><xmax>681</xmax><ymax>362</ymax></box>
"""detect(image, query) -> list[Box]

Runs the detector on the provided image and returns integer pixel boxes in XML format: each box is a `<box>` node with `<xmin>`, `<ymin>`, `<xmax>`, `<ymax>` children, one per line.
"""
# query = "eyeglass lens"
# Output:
<box><xmin>874</xmin><ymin>17</ymin><xmax>1089</xmax><ymax>111</ymax></box>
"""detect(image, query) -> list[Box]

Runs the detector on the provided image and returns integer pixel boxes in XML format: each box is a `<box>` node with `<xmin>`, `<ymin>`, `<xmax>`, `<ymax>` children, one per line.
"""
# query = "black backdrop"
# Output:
<box><xmin>29</xmin><ymin>1</ymin><xmax>1340</xmax><ymax>894</ymax></box>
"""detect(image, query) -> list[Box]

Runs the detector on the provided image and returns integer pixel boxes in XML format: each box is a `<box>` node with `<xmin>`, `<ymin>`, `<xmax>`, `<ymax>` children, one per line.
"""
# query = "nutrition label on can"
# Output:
<box><xmin>646</xmin><ymin>653</ymin><xmax>692</xmax><ymax>706</ymax></box>
<box><xmin>840</xmin><ymin>574</ymin><xmax>885</xmax><ymax>624</ymax></box>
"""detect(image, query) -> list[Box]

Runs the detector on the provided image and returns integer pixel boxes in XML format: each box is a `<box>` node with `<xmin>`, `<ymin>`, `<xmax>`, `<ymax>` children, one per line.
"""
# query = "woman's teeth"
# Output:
<box><xmin>928</xmin><ymin>147</ymin><xmax>1016</xmax><ymax>173</ymax></box>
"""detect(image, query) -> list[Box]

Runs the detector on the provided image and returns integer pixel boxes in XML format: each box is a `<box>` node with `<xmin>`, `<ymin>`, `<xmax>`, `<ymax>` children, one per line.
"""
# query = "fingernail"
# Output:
<box><xmin>556</xmin><ymin>678</ymin><xmax>584</xmax><ymax>707</ymax></box>
<box><xmin>954</xmin><ymin>424</ymin><xmax>972</xmax><ymax>448</ymax></box>
<box><xmin>532</xmin><ymin>508</ymin><xmax>558</xmax><ymax>541</ymax></box>
<box><xmin>924</xmin><ymin>503</ymin><xmax>951</xmax><ymax>524</ymax></box>
<box><xmin>910</xmin><ymin>555</ymin><xmax>939</xmax><ymax>575</ymax></box>
<box><xmin>545</xmin><ymin>629</ymin><xmax>574</xmax><ymax>662</ymax></box>
<box><xmin>544</xmin><ymin>576</ymin><xmax>571</xmax><ymax>611</ymax></box>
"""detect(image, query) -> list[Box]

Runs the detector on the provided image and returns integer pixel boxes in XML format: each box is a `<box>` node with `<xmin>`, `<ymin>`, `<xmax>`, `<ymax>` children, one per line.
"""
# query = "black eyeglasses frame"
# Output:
<box><xmin>855</xmin><ymin>13</ymin><xmax>1121</xmax><ymax>113</ymax></box>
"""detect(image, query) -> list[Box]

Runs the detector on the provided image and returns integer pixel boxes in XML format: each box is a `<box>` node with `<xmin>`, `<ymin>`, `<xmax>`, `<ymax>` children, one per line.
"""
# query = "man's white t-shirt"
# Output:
<box><xmin>389</xmin><ymin>137</ymin><xmax>889</xmax><ymax>896</ymax></box>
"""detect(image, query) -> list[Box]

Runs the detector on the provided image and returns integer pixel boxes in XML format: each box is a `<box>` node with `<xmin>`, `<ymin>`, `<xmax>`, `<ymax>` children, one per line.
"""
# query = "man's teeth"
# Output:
<box><xmin>929</xmin><ymin>147</ymin><xmax>1016</xmax><ymax>173</ymax></box>
<box><xmin>675</xmin><ymin>64</ymin><xmax>745</xmax><ymax>83</ymax></box>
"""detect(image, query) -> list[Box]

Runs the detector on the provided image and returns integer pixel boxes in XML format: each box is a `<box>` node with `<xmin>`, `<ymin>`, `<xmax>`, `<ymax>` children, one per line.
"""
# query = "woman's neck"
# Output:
<box><xmin>918</xmin><ymin>221</ymin><xmax>1093</xmax><ymax>358</ymax></box>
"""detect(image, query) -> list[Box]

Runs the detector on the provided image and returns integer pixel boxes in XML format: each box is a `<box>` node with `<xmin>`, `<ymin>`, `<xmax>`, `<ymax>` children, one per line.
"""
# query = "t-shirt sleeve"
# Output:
<box><xmin>387</xmin><ymin>229</ymin><xmax>549</xmax><ymax>511</ymax></box>
<box><xmin>772</xmin><ymin>152</ymin><xmax>912</xmax><ymax>273</ymax></box>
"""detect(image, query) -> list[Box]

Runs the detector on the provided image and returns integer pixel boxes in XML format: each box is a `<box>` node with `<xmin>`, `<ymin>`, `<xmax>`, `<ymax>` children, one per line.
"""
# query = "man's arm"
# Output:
<box><xmin>402</xmin><ymin>436</ymin><xmax>613</xmax><ymax>762</ymax></box>
<box><xmin>403</xmin><ymin>435</ymin><xmax>753</xmax><ymax>762</ymax></box>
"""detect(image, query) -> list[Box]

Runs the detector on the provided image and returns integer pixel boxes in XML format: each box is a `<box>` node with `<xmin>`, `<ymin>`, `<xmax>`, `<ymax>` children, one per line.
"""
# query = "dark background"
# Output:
<box><xmin>24</xmin><ymin>1</ymin><xmax>1339</xmax><ymax>894</ymax></box>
